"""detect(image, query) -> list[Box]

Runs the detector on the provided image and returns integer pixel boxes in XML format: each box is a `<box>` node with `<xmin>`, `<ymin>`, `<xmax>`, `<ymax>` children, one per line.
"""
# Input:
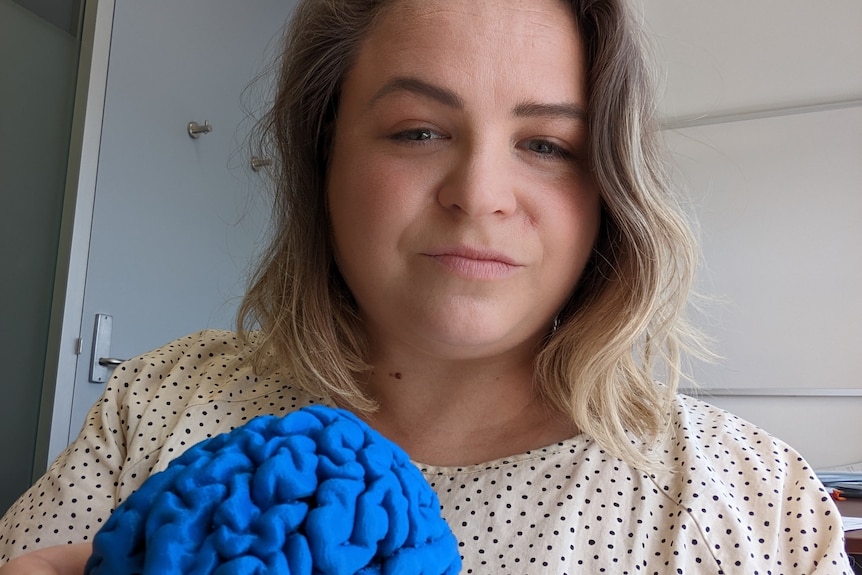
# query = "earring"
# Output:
<box><xmin>552</xmin><ymin>315</ymin><xmax>560</xmax><ymax>333</ymax></box>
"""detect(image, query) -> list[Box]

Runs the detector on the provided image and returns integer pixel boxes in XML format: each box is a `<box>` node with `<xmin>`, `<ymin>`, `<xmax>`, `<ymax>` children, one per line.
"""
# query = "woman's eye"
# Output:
<box><xmin>526</xmin><ymin>139</ymin><xmax>571</xmax><ymax>159</ymax></box>
<box><xmin>391</xmin><ymin>128</ymin><xmax>443</xmax><ymax>142</ymax></box>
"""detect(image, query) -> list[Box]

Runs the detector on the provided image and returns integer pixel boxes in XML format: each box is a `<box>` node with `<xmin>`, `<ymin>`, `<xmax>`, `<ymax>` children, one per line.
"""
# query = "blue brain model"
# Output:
<box><xmin>85</xmin><ymin>405</ymin><xmax>461</xmax><ymax>575</ymax></box>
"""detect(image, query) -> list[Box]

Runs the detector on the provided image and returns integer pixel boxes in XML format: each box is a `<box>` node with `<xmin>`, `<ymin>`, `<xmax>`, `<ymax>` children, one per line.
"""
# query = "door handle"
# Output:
<box><xmin>89</xmin><ymin>314</ymin><xmax>124</xmax><ymax>383</ymax></box>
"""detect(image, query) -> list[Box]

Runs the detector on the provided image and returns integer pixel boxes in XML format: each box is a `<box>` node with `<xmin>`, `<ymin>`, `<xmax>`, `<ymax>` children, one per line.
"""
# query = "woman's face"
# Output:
<box><xmin>327</xmin><ymin>0</ymin><xmax>601</xmax><ymax>362</ymax></box>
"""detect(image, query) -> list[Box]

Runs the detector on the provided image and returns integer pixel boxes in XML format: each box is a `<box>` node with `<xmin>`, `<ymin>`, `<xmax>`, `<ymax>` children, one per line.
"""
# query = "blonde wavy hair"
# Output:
<box><xmin>239</xmin><ymin>0</ymin><xmax>706</xmax><ymax>469</ymax></box>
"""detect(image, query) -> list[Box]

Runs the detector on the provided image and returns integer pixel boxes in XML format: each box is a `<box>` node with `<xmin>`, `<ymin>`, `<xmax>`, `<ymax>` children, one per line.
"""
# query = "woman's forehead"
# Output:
<box><xmin>346</xmin><ymin>0</ymin><xmax>586</xmax><ymax>108</ymax></box>
<box><xmin>376</xmin><ymin>0</ymin><xmax>577</xmax><ymax>35</ymax></box>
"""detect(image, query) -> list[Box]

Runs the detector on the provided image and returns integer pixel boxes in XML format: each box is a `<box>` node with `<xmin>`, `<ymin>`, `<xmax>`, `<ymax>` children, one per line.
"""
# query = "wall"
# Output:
<box><xmin>666</xmin><ymin>107</ymin><xmax>862</xmax><ymax>468</ymax></box>
<box><xmin>643</xmin><ymin>0</ymin><xmax>862</xmax><ymax>468</ymax></box>
<box><xmin>9</xmin><ymin>0</ymin><xmax>80</xmax><ymax>34</ymax></box>
<box><xmin>0</xmin><ymin>0</ymin><xmax>80</xmax><ymax>511</ymax></box>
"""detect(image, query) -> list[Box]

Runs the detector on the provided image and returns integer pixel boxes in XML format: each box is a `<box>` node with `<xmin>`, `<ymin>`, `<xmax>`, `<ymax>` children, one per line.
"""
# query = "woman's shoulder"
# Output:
<box><xmin>105</xmin><ymin>330</ymin><xmax>325</xmax><ymax>488</ymax></box>
<box><xmin>107</xmin><ymin>327</ymin><xmax>326</xmax><ymax>427</ymax></box>
<box><xmin>661</xmin><ymin>392</ymin><xmax>808</xmax><ymax>470</ymax></box>
<box><xmin>656</xmin><ymin>392</ymin><xmax>826</xmax><ymax>491</ymax></box>
<box><xmin>646</xmin><ymin>393</ymin><xmax>845</xmax><ymax>566</ymax></box>
<box><xmin>109</xmin><ymin>329</ymin><xmax>288</xmax><ymax>404</ymax></box>
<box><xmin>123</xmin><ymin>329</ymin><xmax>256</xmax><ymax>370</ymax></box>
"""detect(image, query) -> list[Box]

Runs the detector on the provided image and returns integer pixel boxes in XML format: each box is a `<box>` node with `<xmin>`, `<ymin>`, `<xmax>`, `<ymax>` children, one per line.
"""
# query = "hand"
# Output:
<box><xmin>0</xmin><ymin>543</ymin><xmax>92</xmax><ymax>575</ymax></box>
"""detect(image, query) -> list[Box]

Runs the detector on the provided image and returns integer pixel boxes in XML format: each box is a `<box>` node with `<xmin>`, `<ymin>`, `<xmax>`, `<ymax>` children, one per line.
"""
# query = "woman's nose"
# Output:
<box><xmin>436</xmin><ymin>143</ymin><xmax>517</xmax><ymax>217</ymax></box>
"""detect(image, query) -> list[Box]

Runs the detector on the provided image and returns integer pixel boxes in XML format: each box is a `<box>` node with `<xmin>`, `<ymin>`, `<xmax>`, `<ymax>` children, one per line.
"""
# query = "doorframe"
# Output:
<box><xmin>33</xmin><ymin>0</ymin><xmax>115</xmax><ymax>474</ymax></box>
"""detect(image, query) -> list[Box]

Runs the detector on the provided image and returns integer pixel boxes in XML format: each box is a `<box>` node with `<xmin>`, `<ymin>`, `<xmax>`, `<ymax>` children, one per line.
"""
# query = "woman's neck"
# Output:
<box><xmin>357</xmin><ymin>347</ymin><xmax>578</xmax><ymax>467</ymax></box>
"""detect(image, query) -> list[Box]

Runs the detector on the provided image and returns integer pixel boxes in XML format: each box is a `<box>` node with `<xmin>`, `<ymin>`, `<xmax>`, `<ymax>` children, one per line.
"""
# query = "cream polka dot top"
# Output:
<box><xmin>0</xmin><ymin>331</ymin><xmax>852</xmax><ymax>573</ymax></box>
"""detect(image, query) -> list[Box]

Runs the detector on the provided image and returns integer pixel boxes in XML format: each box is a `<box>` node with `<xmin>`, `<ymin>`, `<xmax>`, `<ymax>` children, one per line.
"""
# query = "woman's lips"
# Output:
<box><xmin>424</xmin><ymin>247</ymin><xmax>521</xmax><ymax>280</ymax></box>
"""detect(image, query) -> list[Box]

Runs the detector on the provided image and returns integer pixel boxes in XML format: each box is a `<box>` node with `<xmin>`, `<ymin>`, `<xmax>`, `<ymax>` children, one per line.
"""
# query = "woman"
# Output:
<box><xmin>1</xmin><ymin>0</ymin><xmax>851</xmax><ymax>572</ymax></box>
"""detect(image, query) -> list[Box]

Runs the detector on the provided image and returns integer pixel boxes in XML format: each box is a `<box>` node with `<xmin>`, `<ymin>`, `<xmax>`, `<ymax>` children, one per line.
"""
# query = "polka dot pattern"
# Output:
<box><xmin>424</xmin><ymin>406</ymin><xmax>852</xmax><ymax>573</ymax></box>
<box><xmin>0</xmin><ymin>331</ymin><xmax>852</xmax><ymax>573</ymax></box>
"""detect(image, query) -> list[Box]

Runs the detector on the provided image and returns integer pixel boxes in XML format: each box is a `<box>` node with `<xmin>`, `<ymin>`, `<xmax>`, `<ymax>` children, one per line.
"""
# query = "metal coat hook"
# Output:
<box><xmin>251</xmin><ymin>155</ymin><xmax>272</xmax><ymax>171</ymax></box>
<box><xmin>188</xmin><ymin>120</ymin><xmax>213</xmax><ymax>139</ymax></box>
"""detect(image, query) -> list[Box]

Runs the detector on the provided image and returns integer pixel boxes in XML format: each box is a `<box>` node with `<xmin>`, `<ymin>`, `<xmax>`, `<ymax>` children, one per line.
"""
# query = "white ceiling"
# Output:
<box><xmin>638</xmin><ymin>0</ymin><xmax>862</xmax><ymax>123</ymax></box>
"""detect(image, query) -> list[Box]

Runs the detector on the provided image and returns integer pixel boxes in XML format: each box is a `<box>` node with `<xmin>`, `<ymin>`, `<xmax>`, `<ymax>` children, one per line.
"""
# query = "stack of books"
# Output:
<box><xmin>817</xmin><ymin>471</ymin><xmax>862</xmax><ymax>500</ymax></box>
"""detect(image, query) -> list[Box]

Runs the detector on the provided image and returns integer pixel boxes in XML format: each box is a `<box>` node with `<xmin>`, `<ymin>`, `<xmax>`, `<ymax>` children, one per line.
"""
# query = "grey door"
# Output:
<box><xmin>63</xmin><ymin>0</ymin><xmax>295</xmax><ymax>453</ymax></box>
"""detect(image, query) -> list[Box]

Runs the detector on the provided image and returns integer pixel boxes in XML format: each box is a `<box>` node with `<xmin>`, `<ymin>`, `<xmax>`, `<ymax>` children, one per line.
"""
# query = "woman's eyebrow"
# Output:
<box><xmin>513</xmin><ymin>101</ymin><xmax>587</xmax><ymax>121</ymax></box>
<box><xmin>369</xmin><ymin>76</ymin><xmax>464</xmax><ymax>109</ymax></box>
<box><xmin>367</xmin><ymin>77</ymin><xmax>585</xmax><ymax>123</ymax></box>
